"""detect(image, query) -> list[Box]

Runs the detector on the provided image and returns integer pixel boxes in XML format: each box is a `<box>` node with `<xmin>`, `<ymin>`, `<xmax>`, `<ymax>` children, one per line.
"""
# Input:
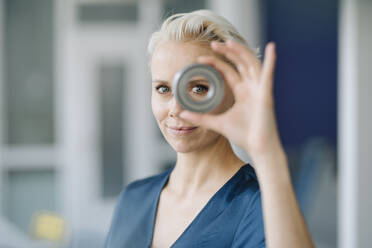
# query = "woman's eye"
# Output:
<box><xmin>191</xmin><ymin>85</ymin><xmax>209</xmax><ymax>94</ymax></box>
<box><xmin>155</xmin><ymin>85</ymin><xmax>170</xmax><ymax>94</ymax></box>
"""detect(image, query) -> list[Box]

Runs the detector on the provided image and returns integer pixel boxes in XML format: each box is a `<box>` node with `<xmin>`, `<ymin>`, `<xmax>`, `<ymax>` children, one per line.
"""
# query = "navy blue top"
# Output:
<box><xmin>105</xmin><ymin>163</ymin><xmax>266</xmax><ymax>247</ymax></box>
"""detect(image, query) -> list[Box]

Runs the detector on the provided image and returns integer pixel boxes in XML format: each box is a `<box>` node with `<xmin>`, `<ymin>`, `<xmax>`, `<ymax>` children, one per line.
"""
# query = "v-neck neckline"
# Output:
<box><xmin>148</xmin><ymin>164</ymin><xmax>248</xmax><ymax>248</ymax></box>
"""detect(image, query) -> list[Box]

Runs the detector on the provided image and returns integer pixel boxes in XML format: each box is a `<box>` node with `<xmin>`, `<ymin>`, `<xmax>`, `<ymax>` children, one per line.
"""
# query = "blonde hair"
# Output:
<box><xmin>147</xmin><ymin>9</ymin><xmax>248</xmax><ymax>56</ymax></box>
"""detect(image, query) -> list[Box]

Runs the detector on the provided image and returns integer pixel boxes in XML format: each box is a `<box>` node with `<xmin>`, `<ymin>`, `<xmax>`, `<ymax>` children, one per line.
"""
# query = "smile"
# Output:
<box><xmin>166</xmin><ymin>126</ymin><xmax>198</xmax><ymax>135</ymax></box>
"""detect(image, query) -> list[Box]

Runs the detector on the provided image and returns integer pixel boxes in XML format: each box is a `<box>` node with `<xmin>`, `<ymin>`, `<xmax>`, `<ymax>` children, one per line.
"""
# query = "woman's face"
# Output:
<box><xmin>150</xmin><ymin>41</ymin><xmax>234</xmax><ymax>153</ymax></box>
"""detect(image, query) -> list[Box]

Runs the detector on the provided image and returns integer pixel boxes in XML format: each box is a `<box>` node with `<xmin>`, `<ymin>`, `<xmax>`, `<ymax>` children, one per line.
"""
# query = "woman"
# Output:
<box><xmin>106</xmin><ymin>10</ymin><xmax>314</xmax><ymax>248</ymax></box>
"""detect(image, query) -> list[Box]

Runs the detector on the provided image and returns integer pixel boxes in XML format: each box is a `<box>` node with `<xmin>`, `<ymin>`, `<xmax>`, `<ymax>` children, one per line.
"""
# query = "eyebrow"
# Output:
<box><xmin>152</xmin><ymin>79</ymin><xmax>169</xmax><ymax>84</ymax></box>
<box><xmin>152</xmin><ymin>78</ymin><xmax>209</xmax><ymax>84</ymax></box>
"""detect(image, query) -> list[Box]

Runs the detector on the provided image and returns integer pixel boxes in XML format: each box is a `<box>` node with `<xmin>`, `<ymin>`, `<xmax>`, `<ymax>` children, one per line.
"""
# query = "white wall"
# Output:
<box><xmin>0</xmin><ymin>0</ymin><xmax>4</xmax><ymax>220</ymax></box>
<box><xmin>56</xmin><ymin>0</ymin><xmax>165</xmax><ymax>244</ymax></box>
<box><xmin>208</xmin><ymin>0</ymin><xmax>263</xmax><ymax>49</ymax></box>
<box><xmin>355</xmin><ymin>3</ymin><xmax>372</xmax><ymax>246</ymax></box>
<box><xmin>338</xmin><ymin>0</ymin><xmax>372</xmax><ymax>247</ymax></box>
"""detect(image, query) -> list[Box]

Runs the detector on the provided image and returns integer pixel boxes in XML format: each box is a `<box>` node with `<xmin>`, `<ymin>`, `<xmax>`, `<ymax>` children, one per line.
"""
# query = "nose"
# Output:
<box><xmin>168</xmin><ymin>96</ymin><xmax>184</xmax><ymax>118</ymax></box>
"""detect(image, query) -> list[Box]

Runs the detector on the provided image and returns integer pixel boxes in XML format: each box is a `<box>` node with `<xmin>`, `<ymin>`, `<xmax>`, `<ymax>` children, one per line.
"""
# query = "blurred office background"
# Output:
<box><xmin>0</xmin><ymin>0</ymin><xmax>371</xmax><ymax>247</ymax></box>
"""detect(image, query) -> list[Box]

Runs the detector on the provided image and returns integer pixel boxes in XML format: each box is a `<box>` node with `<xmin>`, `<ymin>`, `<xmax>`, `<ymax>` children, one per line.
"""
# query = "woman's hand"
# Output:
<box><xmin>179</xmin><ymin>40</ymin><xmax>284</xmax><ymax>162</ymax></box>
<box><xmin>180</xmin><ymin>40</ymin><xmax>315</xmax><ymax>248</ymax></box>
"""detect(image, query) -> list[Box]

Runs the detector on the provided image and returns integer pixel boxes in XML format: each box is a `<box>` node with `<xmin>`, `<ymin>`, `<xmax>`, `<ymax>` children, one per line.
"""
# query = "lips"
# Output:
<box><xmin>166</xmin><ymin>125</ymin><xmax>198</xmax><ymax>134</ymax></box>
<box><xmin>168</xmin><ymin>126</ymin><xmax>198</xmax><ymax>130</ymax></box>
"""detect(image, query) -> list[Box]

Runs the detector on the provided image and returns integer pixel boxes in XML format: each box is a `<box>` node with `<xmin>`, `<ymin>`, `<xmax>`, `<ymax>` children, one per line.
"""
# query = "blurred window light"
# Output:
<box><xmin>4</xmin><ymin>0</ymin><xmax>55</xmax><ymax>144</ymax></box>
<box><xmin>78</xmin><ymin>1</ymin><xmax>139</xmax><ymax>23</ymax></box>
<box><xmin>99</xmin><ymin>63</ymin><xmax>126</xmax><ymax>198</ymax></box>
<box><xmin>31</xmin><ymin>211</ymin><xmax>65</xmax><ymax>242</ymax></box>
<box><xmin>2</xmin><ymin>169</ymin><xmax>56</xmax><ymax>233</ymax></box>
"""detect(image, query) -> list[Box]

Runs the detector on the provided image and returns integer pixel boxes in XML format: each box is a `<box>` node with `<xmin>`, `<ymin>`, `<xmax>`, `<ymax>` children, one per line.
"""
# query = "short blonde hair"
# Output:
<box><xmin>147</xmin><ymin>9</ymin><xmax>248</xmax><ymax>56</ymax></box>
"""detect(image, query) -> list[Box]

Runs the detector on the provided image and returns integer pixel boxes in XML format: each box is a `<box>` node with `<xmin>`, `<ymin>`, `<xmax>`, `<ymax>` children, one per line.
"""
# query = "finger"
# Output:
<box><xmin>260</xmin><ymin>42</ymin><xmax>276</xmax><ymax>92</ymax></box>
<box><xmin>179</xmin><ymin>110</ymin><xmax>224</xmax><ymax>133</ymax></box>
<box><xmin>225</xmin><ymin>40</ymin><xmax>262</xmax><ymax>80</ymax></box>
<box><xmin>225</xmin><ymin>40</ymin><xmax>262</xmax><ymax>68</ymax></box>
<box><xmin>211</xmin><ymin>41</ymin><xmax>251</xmax><ymax>78</ymax></box>
<box><xmin>197</xmin><ymin>55</ymin><xmax>241</xmax><ymax>90</ymax></box>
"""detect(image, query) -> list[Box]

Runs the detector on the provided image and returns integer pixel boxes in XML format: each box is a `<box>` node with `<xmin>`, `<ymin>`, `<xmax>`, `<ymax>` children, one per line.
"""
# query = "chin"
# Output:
<box><xmin>164</xmin><ymin>132</ymin><xmax>221</xmax><ymax>154</ymax></box>
<box><xmin>164</xmin><ymin>137</ymin><xmax>199</xmax><ymax>153</ymax></box>
<box><xmin>171</xmin><ymin>144</ymin><xmax>199</xmax><ymax>153</ymax></box>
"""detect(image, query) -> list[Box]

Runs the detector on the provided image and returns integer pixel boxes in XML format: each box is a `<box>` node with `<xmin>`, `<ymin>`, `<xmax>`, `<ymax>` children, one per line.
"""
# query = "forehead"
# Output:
<box><xmin>150</xmin><ymin>41</ymin><xmax>213</xmax><ymax>80</ymax></box>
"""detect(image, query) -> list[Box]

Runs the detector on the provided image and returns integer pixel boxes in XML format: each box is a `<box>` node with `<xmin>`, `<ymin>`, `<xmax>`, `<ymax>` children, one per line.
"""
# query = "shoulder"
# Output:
<box><xmin>231</xmin><ymin>164</ymin><xmax>266</xmax><ymax>247</ymax></box>
<box><xmin>125</xmin><ymin>169</ymin><xmax>171</xmax><ymax>192</ymax></box>
<box><xmin>237</xmin><ymin>164</ymin><xmax>263</xmax><ymax>218</ymax></box>
<box><xmin>237</xmin><ymin>164</ymin><xmax>262</xmax><ymax>211</ymax></box>
<box><xmin>105</xmin><ymin>168</ymin><xmax>172</xmax><ymax>246</ymax></box>
<box><xmin>118</xmin><ymin>168</ymin><xmax>172</xmax><ymax>203</ymax></box>
<box><xmin>233</xmin><ymin>164</ymin><xmax>261</xmax><ymax>202</ymax></box>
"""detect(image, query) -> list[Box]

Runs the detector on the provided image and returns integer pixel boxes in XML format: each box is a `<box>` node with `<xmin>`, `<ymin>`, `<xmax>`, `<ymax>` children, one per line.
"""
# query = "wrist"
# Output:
<box><xmin>251</xmin><ymin>148</ymin><xmax>291</xmax><ymax>184</ymax></box>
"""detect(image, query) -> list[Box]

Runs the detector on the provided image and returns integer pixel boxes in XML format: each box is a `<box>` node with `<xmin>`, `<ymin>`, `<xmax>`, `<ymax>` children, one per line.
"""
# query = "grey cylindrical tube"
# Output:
<box><xmin>173</xmin><ymin>63</ymin><xmax>225</xmax><ymax>113</ymax></box>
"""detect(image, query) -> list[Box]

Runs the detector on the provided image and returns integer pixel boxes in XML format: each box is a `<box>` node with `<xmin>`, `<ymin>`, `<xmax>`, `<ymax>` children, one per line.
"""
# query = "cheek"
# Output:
<box><xmin>151</xmin><ymin>95</ymin><xmax>168</xmax><ymax>122</ymax></box>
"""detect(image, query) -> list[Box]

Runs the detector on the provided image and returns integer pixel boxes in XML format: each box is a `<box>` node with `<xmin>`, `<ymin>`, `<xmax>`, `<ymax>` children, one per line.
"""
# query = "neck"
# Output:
<box><xmin>167</xmin><ymin>136</ymin><xmax>245</xmax><ymax>198</ymax></box>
